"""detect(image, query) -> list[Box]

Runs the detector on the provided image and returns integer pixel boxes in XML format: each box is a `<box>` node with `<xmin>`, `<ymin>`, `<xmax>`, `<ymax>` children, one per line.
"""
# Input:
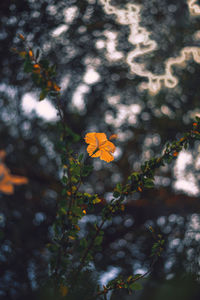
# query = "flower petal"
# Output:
<box><xmin>9</xmin><ymin>175</ymin><xmax>28</xmax><ymax>185</ymax></box>
<box><xmin>100</xmin><ymin>140</ymin><xmax>116</xmax><ymax>153</ymax></box>
<box><xmin>99</xmin><ymin>150</ymin><xmax>114</xmax><ymax>162</ymax></box>
<box><xmin>95</xmin><ymin>133</ymin><xmax>107</xmax><ymax>146</ymax></box>
<box><xmin>91</xmin><ymin>150</ymin><xmax>101</xmax><ymax>158</ymax></box>
<box><xmin>87</xmin><ymin>144</ymin><xmax>98</xmax><ymax>156</ymax></box>
<box><xmin>84</xmin><ymin>133</ymin><xmax>97</xmax><ymax>145</ymax></box>
<box><xmin>0</xmin><ymin>182</ymin><xmax>14</xmax><ymax>194</ymax></box>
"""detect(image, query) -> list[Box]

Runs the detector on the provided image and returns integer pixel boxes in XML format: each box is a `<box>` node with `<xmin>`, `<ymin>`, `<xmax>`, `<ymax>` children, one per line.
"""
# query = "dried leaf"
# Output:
<box><xmin>109</xmin><ymin>134</ymin><xmax>118</xmax><ymax>140</ymax></box>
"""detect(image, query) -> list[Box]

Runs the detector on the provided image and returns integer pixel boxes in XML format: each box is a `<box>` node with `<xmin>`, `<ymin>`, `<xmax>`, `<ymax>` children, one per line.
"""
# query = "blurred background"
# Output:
<box><xmin>1</xmin><ymin>0</ymin><xmax>200</xmax><ymax>299</ymax></box>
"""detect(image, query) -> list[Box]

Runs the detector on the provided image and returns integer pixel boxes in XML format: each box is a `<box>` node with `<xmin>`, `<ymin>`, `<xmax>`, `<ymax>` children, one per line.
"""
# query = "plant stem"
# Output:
<box><xmin>72</xmin><ymin>219</ymin><xmax>105</xmax><ymax>284</ymax></box>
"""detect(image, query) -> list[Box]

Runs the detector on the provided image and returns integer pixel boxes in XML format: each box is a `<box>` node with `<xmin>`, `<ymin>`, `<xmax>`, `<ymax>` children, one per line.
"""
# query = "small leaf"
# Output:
<box><xmin>19</xmin><ymin>51</ymin><xmax>27</xmax><ymax>58</ymax></box>
<box><xmin>130</xmin><ymin>282</ymin><xmax>142</xmax><ymax>291</ymax></box>
<box><xmin>82</xmin><ymin>165</ymin><xmax>93</xmax><ymax>177</ymax></box>
<box><xmin>80</xmin><ymin>238</ymin><xmax>87</xmax><ymax>248</ymax></box>
<box><xmin>39</xmin><ymin>59</ymin><xmax>49</xmax><ymax>69</ymax></box>
<box><xmin>144</xmin><ymin>179</ymin><xmax>154</xmax><ymax>188</ymax></box>
<box><xmin>35</xmin><ymin>48</ymin><xmax>40</xmax><ymax>60</ymax></box>
<box><xmin>94</xmin><ymin>235</ymin><xmax>103</xmax><ymax>246</ymax></box>
<box><xmin>24</xmin><ymin>59</ymin><xmax>33</xmax><ymax>73</ymax></box>
<box><xmin>113</xmin><ymin>191</ymin><xmax>120</xmax><ymax>198</ymax></box>
<box><xmin>39</xmin><ymin>89</ymin><xmax>48</xmax><ymax>101</ymax></box>
<box><xmin>78</xmin><ymin>153</ymin><xmax>84</xmax><ymax>162</ymax></box>
<box><xmin>116</xmin><ymin>183</ymin><xmax>122</xmax><ymax>191</ymax></box>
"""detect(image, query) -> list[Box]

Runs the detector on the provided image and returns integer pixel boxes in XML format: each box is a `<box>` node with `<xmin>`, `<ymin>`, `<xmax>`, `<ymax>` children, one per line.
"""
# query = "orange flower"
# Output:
<box><xmin>84</xmin><ymin>133</ymin><xmax>116</xmax><ymax>163</ymax></box>
<box><xmin>173</xmin><ymin>151</ymin><xmax>178</xmax><ymax>157</ymax></box>
<box><xmin>0</xmin><ymin>158</ymin><xmax>28</xmax><ymax>195</ymax></box>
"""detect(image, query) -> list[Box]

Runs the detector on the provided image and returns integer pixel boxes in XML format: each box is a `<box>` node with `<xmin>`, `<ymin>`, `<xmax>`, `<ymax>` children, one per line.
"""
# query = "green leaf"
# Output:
<box><xmin>184</xmin><ymin>142</ymin><xmax>188</xmax><ymax>150</ymax></box>
<box><xmin>73</xmin><ymin>133</ymin><xmax>80</xmax><ymax>142</ymax></box>
<box><xmin>78</xmin><ymin>153</ymin><xmax>84</xmax><ymax>162</ymax></box>
<box><xmin>71</xmin><ymin>176</ymin><xmax>78</xmax><ymax>183</ymax></box>
<box><xmin>39</xmin><ymin>89</ymin><xmax>48</xmax><ymax>101</ymax></box>
<box><xmin>195</xmin><ymin>116</ymin><xmax>200</xmax><ymax>122</ymax></box>
<box><xmin>116</xmin><ymin>183</ymin><xmax>122</xmax><ymax>191</ymax></box>
<box><xmin>94</xmin><ymin>235</ymin><xmax>103</xmax><ymax>246</ymax></box>
<box><xmin>61</xmin><ymin>176</ymin><xmax>68</xmax><ymax>184</ymax></box>
<box><xmin>48</xmin><ymin>64</ymin><xmax>57</xmax><ymax>76</ymax></box>
<box><xmin>165</xmin><ymin>156</ymin><xmax>173</xmax><ymax>163</ymax></box>
<box><xmin>80</xmin><ymin>238</ymin><xmax>87</xmax><ymax>248</ymax></box>
<box><xmin>86</xmin><ymin>252</ymin><xmax>93</xmax><ymax>262</ymax></box>
<box><xmin>32</xmin><ymin>73</ymin><xmax>42</xmax><ymax>86</ymax></box>
<box><xmin>92</xmin><ymin>195</ymin><xmax>101</xmax><ymax>204</ymax></box>
<box><xmin>71</xmin><ymin>164</ymin><xmax>81</xmax><ymax>177</ymax></box>
<box><xmin>130</xmin><ymin>282</ymin><xmax>142</xmax><ymax>291</ymax></box>
<box><xmin>82</xmin><ymin>165</ymin><xmax>93</xmax><ymax>177</ymax></box>
<box><xmin>35</xmin><ymin>48</ymin><xmax>40</xmax><ymax>60</ymax></box>
<box><xmin>60</xmin><ymin>207</ymin><xmax>67</xmax><ymax>215</ymax></box>
<box><xmin>113</xmin><ymin>191</ymin><xmax>120</xmax><ymax>198</ymax></box>
<box><xmin>72</xmin><ymin>206</ymin><xmax>82</xmax><ymax>216</ymax></box>
<box><xmin>39</xmin><ymin>59</ymin><xmax>49</xmax><ymax>69</ymax></box>
<box><xmin>144</xmin><ymin>179</ymin><xmax>154</xmax><ymax>188</ymax></box>
<box><xmin>24</xmin><ymin>59</ymin><xmax>33</xmax><ymax>73</ymax></box>
<box><xmin>131</xmin><ymin>172</ymin><xmax>139</xmax><ymax>180</ymax></box>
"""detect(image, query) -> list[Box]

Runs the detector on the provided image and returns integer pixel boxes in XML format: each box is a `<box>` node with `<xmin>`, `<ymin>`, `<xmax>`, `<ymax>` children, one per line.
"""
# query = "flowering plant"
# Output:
<box><xmin>8</xmin><ymin>34</ymin><xmax>200</xmax><ymax>299</ymax></box>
